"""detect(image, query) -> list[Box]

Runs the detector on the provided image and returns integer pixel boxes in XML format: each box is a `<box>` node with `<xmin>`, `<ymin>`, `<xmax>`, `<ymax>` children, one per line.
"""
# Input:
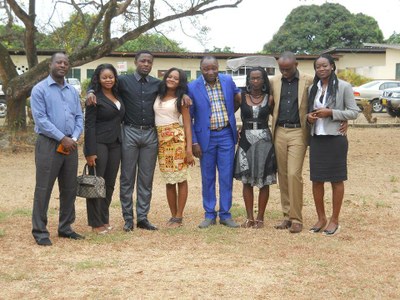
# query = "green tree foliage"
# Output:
<box><xmin>117</xmin><ymin>33</ymin><xmax>186</xmax><ymax>52</ymax></box>
<box><xmin>263</xmin><ymin>3</ymin><xmax>384</xmax><ymax>54</ymax></box>
<box><xmin>0</xmin><ymin>0</ymin><xmax>242</xmax><ymax>130</ymax></box>
<box><xmin>38</xmin><ymin>13</ymin><xmax>103</xmax><ymax>52</ymax></box>
<box><xmin>337</xmin><ymin>69</ymin><xmax>371</xmax><ymax>87</ymax></box>
<box><xmin>0</xmin><ymin>24</ymin><xmax>47</xmax><ymax>49</ymax></box>
<box><xmin>386</xmin><ymin>32</ymin><xmax>400</xmax><ymax>44</ymax></box>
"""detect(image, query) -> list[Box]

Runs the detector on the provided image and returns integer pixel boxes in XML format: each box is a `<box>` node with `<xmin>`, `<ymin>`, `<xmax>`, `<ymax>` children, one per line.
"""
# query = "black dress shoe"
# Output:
<box><xmin>36</xmin><ymin>238</ymin><xmax>52</xmax><ymax>246</ymax></box>
<box><xmin>58</xmin><ymin>231</ymin><xmax>85</xmax><ymax>240</ymax></box>
<box><xmin>137</xmin><ymin>219</ymin><xmax>158</xmax><ymax>231</ymax></box>
<box><xmin>123</xmin><ymin>222</ymin><xmax>134</xmax><ymax>232</ymax></box>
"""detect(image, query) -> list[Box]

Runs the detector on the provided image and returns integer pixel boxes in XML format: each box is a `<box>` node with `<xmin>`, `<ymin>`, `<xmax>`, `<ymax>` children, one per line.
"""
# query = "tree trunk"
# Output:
<box><xmin>5</xmin><ymin>57</ymin><xmax>49</xmax><ymax>130</ymax></box>
<box><xmin>6</xmin><ymin>92</ymin><xmax>28</xmax><ymax>130</ymax></box>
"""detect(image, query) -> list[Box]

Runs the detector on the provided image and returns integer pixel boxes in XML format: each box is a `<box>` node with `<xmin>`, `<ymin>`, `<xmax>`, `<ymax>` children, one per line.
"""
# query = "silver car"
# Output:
<box><xmin>353</xmin><ymin>80</ymin><xmax>400</xmax><ymax>113</ymax></box>
<box><xmin>381</xmin><ymin>87</ymin><xmax>400</xmax><ymax>117</ymax></box>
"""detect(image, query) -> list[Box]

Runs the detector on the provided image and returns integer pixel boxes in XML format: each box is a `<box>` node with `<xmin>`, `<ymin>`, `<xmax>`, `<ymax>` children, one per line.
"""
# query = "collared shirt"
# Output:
<box><xmin>204</xmin><ymin>76</ymin><xmax>228</xmax><ymax>130</ymax></box>
<box><xmin>118</xmin><ymin>71</ymin><xmax>160</xmax><ymax>126</ymax></box>
<box><xmin>313</xmin><ymin>80</ymin><xmax>329</xmax><ymax>135</ymax></box>
<box><xmin>31</xmin><ymin>75</ymin><xmax>83</xmax><ymax>142</ymax></box>
<box><xmin>278</xmin><ymin>70</ymin><xmax>300</xmax><ymax>124</ymax></box>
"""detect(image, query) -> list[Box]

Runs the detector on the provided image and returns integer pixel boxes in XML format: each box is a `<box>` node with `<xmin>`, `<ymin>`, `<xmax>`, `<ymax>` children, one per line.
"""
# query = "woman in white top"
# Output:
<box><xmin>154</xmin><ymin>68</ymin><xmax>195</xmax><ymax>228</ymax></box>
<box><xmin>307</xmin><ymin>54</ymin><xmax>359</xmax><ymax>236</ymax></box>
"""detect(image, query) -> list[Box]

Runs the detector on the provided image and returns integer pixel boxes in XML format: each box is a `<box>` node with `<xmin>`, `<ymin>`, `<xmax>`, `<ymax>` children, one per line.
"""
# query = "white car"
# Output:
<box><xmin>381</xmin><ymin>87</ymin><xmax>400</xmax><ymax>117</ymax></box>
<box><xmin>67</xmin><ymin>78</ymin><xmax>82</xmax><ymax>95</ymax></box>
<box><xmin>353</xmin><ymin>80</ymin><xmax>400</xmax><ymax>113</ymax></box>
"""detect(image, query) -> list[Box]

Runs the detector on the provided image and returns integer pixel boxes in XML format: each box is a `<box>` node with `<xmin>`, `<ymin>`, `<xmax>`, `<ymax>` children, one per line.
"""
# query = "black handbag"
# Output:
<box><xmin>76</xmin><ymin>164</ymin><xmax>106</xmax><ymax>199</ymax></box>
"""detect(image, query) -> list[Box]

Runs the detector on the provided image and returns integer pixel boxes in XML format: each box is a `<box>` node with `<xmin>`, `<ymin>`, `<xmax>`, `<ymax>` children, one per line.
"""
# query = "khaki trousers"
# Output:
<box><xmin>274</xmin><ymin>127</ymin><xmax>307</xmax><ymax>224</ymax></box>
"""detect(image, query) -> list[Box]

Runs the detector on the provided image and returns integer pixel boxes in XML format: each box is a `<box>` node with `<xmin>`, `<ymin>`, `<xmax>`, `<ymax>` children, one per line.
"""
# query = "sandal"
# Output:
<box><xmin>167</xmin><ymin>217</ymin><xmax>183</xmax><ymax>228</ymax></box>
<box><xmin>241</xmin><ymin>219</ymin><xmax>255</xmax><ymax>228</ymax></box>
<box><xmin>253</xmin><ymin>220</ymin><xmax>264</xmax><ymax>229</ymax></box>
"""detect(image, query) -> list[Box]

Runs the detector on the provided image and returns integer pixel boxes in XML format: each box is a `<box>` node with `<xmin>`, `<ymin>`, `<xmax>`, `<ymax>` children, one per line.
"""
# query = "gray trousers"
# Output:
<box><xmin>120</xmin><ymin>125</ymin><xmax>158</xmax><ymax>223</ymax></box>
<box><xmin>86</xmin><ymin>141</ymin><xmax>121</xmax><ymax>227</ymax></box>
<box><xmin>32</xmin><ymin>135</ymin><xmax>78</xmax><ymax>241</ymax></box>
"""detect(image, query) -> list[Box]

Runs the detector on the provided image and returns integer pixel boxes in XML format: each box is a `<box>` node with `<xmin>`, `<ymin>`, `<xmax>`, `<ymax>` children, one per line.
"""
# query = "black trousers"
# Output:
<box><xmin>32</xmin><ymin>135</ymin><xmax>78</xmax><ymax>242</ymax></box>
<box><xmin>86</xmin><ymin>141</ymin><xmax>121</xmax><ymax>227</ymax></box>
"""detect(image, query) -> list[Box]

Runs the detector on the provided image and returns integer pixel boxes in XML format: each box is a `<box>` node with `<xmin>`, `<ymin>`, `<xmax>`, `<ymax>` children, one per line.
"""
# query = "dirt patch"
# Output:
<box><xmin>0</xmin><ymin>124</ymin><xmax>399</xmax><ymax>298</ymax></box>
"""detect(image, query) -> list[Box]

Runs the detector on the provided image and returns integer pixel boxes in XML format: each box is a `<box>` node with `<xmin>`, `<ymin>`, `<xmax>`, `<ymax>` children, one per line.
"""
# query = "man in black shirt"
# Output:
<box><xmin>270</xmin><ymin>52</ymin><xmax>313</xmax><ymax>234</ymax></box>
<box><xmin>88</xmin><ymin>50</ymin><xmax>160</xmax><ymax>231</ymax></box>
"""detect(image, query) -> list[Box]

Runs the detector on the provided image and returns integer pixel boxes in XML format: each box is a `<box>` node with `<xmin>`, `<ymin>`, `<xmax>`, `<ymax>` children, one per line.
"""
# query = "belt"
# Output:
<box><xmin>211</xmin><ymin>123</ymin><xmax>229</xmax><ymax>131</ymax></box>
<box><xmin>243</xmin><ymin>121</ymin><xmax>268</xmax><ymax>130</ymax></box>
<box><xmin>124</xmin><ymin>123</ymin><xmax>154</xmax><ymax>130</ymax></box>
<box><xmin>278</xmin><ymin>123</ymin><xmax>301</xmax><ymax>128</ymax></box>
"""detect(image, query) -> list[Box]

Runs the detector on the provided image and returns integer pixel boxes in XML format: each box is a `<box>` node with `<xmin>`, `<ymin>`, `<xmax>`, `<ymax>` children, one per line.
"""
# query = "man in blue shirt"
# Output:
<box><xmin>31</xmin><ymin>52</ymin><xmax>84</xmax><ymax>246</ymax></box>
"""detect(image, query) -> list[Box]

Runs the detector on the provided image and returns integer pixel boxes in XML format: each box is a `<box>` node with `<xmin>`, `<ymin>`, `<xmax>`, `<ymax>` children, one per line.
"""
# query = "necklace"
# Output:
<box><xmin>249</xmin><ymin>93</ymin><xmax>264</xmax><ymax>105</ymax></box>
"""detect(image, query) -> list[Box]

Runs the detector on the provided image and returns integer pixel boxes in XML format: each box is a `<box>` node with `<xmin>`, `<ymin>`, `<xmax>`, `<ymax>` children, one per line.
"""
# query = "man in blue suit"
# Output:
<box><xmin>189</xmin><ymin>56</ymin><xmax>241</xmax><ymax>228</ymax></box>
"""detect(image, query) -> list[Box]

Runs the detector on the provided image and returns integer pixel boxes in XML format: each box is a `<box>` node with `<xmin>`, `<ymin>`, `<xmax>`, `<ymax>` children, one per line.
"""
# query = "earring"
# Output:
<box><xmin>262</xmin><ymin>83</ymin><xmax>267</xmax><ymax>92</ymax></box>
<box><xmin>246</xmin><ymin>85</ymin><xmax>251</xmax><ymax>93</ymax></box>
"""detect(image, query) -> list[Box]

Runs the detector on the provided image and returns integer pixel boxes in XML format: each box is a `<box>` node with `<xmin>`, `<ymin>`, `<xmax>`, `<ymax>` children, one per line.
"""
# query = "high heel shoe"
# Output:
<box><xmin>308</xmin><ymin>221</ymin><xmax>327</xmax><ymax>233</ymax></box>
<box><xmin>322</xmin><ymin>225</ymin><xmax>341</xmax><ymax>237</ymax></box>
<box><xmin>92</xmin><ymin>226</ymin><xmax>108</xmax><ymax>235</ymax></box>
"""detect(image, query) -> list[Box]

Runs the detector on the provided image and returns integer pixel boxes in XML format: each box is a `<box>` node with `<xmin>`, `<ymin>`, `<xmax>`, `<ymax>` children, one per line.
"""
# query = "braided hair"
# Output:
<box><xmin>245</xmin><ymin>67</ymin><xmax>270</xmax><ymax>94</ymax></box>
<box><xmin>308</xmin><ymin>54</ymin><xmax>339</xmax><ymax>111</ymax></box>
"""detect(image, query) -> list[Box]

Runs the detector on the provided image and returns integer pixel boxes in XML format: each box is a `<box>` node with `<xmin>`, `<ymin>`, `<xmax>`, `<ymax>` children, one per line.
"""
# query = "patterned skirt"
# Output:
<box><xmin>156</xmin><ymin>122</ymin><xmax>188</xmax><ymax>184</ymax></box>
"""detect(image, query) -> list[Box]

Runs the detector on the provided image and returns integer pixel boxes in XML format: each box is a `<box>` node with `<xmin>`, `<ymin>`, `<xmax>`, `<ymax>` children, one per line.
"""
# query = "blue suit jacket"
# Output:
<box><xmin>188</xmin><ymin>74</ymin><xmax>240</xmax><ymax>152</ymax></box>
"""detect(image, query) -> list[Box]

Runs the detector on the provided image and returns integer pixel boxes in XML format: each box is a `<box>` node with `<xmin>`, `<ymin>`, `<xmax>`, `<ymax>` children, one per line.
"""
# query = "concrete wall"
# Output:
<box><xmin>9</xmin><ymin>49</ymin><xmax>400</xmax><ymax>83</ymax></box>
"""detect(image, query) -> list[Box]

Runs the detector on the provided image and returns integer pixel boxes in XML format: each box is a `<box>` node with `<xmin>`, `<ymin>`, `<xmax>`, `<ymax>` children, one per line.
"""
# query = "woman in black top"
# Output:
<box><xmin>234</xmin><ymin>67</ymin><xmax>277</xmax><ymax>228</ymax></box>
<box><xmin>85</xmin><ymin>64</ymin><xmax>125</xmax><ymax>234</ymax></box>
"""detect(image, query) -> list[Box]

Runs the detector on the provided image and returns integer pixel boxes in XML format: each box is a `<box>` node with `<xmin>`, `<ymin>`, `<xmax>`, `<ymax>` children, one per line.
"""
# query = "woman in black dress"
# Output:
<box><xmin>234</xmin><ymin>67</ymin><xmax>277</xmax><ymax>228</ymax></box>
<box><xmin>85</xmin><ymin>64</ymin><xmax>125</xmax><ymax>234</ymax></box>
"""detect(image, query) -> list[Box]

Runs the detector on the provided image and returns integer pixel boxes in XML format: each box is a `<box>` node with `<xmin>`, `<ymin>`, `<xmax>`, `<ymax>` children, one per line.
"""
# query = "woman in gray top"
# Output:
<box><xmin>306</xmin><ymin>54</ymin><xmax>359</xmax><ymax>237</ymax></box>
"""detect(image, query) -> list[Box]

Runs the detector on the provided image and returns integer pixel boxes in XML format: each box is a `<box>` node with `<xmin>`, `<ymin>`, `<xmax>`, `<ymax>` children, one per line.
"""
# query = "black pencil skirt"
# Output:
<box><xmin>309</xmin><ymin>135</ymin><xmax>348</xmax><ymax>182</ymax></box>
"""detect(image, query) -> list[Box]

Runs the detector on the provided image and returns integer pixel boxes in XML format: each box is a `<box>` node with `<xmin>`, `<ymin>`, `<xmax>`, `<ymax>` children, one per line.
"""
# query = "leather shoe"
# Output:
<box><xmin>58</xmin><ymin>231</ymin><xmax>85</xmax><ymax>240</ymax></box>
<box><xmin>123</xmin><ymin>222</ymin><xmax>134</xmax><ymax>232</ymax></box>
<box><xmin>274</xmin><ymin>220</ymin><xmax>292</xmax><ymax>230</ymax></box>
<box><xmin>198</xmin><ymin>218</ymin><xmax>216</xmax><ymax>229</ymax></box>
<box><xmin>220</xmin><ymin>218</ymin><xmax>240</xmax><ymax>228</ymax></box>
<box><xmin>36</xmin><ymin>238</ymin><xmax>52</xmax><ymax>246</ymax></box>
<box><xmin>289</xmin><ymin>223</ymin><xmax>303</xmax><ymax>233</ymax></box>
<box><xmin>137</xmin><ymin>219</ymin><xmax>158</xmax><ymax>231</ymax></box>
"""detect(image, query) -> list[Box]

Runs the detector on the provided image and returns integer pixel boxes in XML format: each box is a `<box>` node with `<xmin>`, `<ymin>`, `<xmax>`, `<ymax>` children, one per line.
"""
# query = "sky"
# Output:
<box><xmin>167</xmin><ymin>0</ymin><xmax>400</xmax><ymax>53</ymax></box>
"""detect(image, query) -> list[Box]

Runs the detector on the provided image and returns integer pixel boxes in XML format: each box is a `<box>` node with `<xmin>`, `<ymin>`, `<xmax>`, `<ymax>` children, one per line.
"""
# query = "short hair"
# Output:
<box><xmin>200</xmin><ymin>56</ymin><xmax>218</xmax><ymax>68</ymax></box>
<box><xmin>51</xmin><ymin>52</ymin><xmax>67</xmax><ymax>62</ymax></box>
<box><xmin>279</xmin><ymin>51</ymin><xmax>296</xmax><ymax>62</ymax></box>
<box><xmin>135</xmin><ymin>50</ymin><xmax>154</xmax><ymax>61</ymax></box>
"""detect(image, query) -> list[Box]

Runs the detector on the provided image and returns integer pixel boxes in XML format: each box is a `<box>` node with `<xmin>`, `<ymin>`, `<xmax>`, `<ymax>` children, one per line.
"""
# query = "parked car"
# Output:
<box><xmin>226</xmin><ymin>55</ymin><xmax>278</xmax><ymax>89</ymax></box>
<box><xmin>353</xmin><ymin>80</ymin><xmax>400</xmax><ymax>113</ymax></box>
<box><xmin>0</xmin><ymin>80</ymin><xmax>6</xmax><ymax>118</ymax></box>
<box><xmin>380</xmin><ymin>87</ymin><xmax>400</xmax><ymax>117</ymax></box>
<box><xmin>66</xmin><ymin>78</ymin><xmax>82</xmax><ymax>96</ymax></box>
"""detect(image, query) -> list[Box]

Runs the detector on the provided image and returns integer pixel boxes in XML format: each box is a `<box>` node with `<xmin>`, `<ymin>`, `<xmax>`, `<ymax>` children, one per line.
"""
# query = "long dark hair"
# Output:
<box><xmin>245</xmin><ymin>67</ymin><xmax>270</xmax><ymax>94</ymax></box>
<box><xmin>158</xmin><ymin>67</ymin><xmax>188</xmax><ymax>113</ymax></box>
<box><xmin>308</xmin><ymin>54</ymin><xmax>338</xmax><ymax>111</ymax></box>
<box><xmin>90</xmin><ymin>63</ymin><xmax>119</xmax><ymax>96</ymax></box>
